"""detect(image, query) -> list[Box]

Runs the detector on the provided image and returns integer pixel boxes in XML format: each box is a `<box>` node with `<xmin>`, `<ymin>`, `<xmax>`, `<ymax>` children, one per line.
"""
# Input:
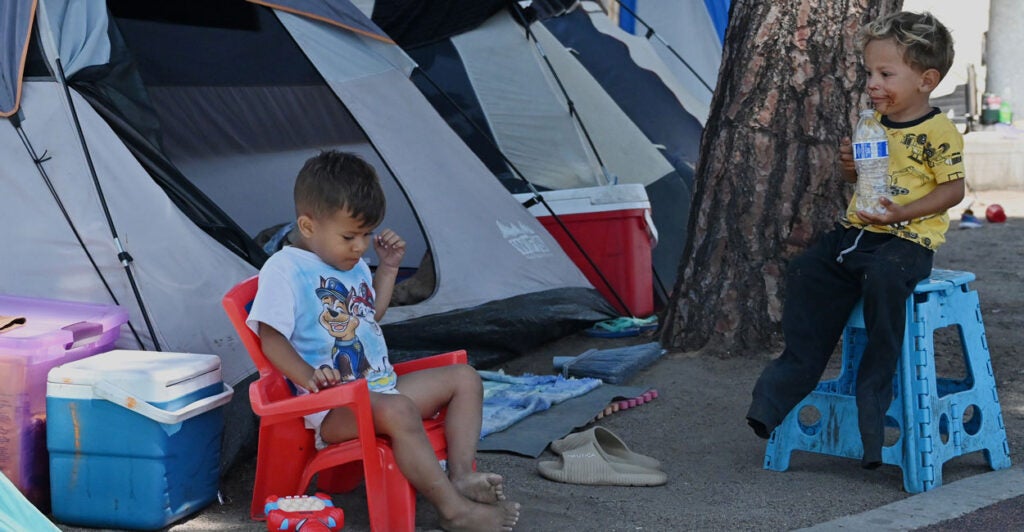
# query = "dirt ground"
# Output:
<box><xmin>56</xmin><ymin>189</ymin><xmax>1024</xmax><ymax>531</ymax></box>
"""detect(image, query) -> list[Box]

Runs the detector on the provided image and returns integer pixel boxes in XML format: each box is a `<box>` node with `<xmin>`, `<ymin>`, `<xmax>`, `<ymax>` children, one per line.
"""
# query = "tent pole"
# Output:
<box><xmin>414</xmin><ymin>67</ymin><xmax>639</xmax><ymax>317</ymax></box>
<box><xmin>610</xmin><ymin>0</ymin><xmax>716</xmax><ymax>94</ymax></box>
<box><xmin>508</xmin><ymin>3</ymin><xmax>616</xmax><ymax>187</ymax></box>
<box><xmin>53</xmin><ymin>58</ymin><xmax>162</xmax><ymax>351</ymax></box>
<box><xmin>9</xmin><ymin>112</ymin><xmax>148</xmax><ymax>349</ymax></box>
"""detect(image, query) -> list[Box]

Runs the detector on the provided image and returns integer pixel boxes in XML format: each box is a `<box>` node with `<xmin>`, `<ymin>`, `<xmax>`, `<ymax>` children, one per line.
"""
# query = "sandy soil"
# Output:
<box><xmin>56</xmin><ymin>190</ymin><xmax>1024</xmax><ymax>532</ymax></box>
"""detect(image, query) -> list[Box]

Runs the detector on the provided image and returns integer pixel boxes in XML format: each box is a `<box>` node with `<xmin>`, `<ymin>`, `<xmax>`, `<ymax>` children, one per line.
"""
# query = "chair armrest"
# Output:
<box><xmin>394</xmin><ymin>350</ymin><xmax>468</xmax><ymax>375</ymax></box>
<box><xmin>249</xmin><ymin>377</ymin><xmax>372</xmax><ymax>426</ymax></box>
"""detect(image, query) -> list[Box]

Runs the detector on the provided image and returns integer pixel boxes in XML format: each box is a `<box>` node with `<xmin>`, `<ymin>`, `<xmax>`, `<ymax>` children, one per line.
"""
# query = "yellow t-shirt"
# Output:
<box><xmin>843</xmin><ymin>108</ymin><xmax>965</xmax><ymax>249</ymax></box>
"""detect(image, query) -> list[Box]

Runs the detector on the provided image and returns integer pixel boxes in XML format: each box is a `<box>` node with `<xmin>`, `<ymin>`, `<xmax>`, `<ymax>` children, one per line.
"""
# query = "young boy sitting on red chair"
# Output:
<box><xmin>247</xmin><ymin>150</ymin><xmax>520</xmax><ymax>531</ymax></box>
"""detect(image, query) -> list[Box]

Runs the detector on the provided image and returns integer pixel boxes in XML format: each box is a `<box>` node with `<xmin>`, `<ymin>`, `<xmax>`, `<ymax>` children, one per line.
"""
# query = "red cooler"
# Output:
<box><xmin>0</xmin><ymin>295</ymin><xmax>128</xmax><ymax>510</ymax></box>
<box><xmin>515</xmin><ymin>184</ymin><xmax>656</xmax><ymax>317</ymax></box>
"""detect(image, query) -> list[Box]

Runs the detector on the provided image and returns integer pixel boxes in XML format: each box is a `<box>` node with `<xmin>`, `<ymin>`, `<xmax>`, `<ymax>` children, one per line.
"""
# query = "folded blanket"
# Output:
<box><xmin>479</xmin><ymin>370</ymin><xmax>602</xmax><ymax>438</ymax></box>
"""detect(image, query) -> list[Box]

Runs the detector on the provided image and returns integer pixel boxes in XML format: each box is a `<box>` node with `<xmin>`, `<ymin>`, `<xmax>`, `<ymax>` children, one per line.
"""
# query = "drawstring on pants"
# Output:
<box><xmin>835</xmin><ymin>228</ymin><xmax>866</xmax><ymax>263</ymax></box>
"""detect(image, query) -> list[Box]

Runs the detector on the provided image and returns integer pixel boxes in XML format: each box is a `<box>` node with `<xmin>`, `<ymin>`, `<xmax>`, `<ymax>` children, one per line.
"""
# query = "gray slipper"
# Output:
<box><xmin>550</xmin><ymin>426</ymin><xmax>661</xmax><ymax>470</ymax></box>
<box><xmin>538</xmin><ymin>440</ymin><xmax>667</xmax><ymax>486</ymax></box>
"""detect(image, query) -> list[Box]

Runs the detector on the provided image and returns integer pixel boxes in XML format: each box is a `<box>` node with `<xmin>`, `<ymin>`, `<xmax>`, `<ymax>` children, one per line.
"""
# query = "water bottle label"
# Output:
<box><xmin>853</xmin><ymin>140</ymin><xmax>888</xmax><ymax>160</ymax></box>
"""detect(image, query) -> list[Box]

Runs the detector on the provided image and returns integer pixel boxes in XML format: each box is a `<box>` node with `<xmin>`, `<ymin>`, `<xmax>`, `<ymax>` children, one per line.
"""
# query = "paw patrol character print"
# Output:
<box><xmin>346</xmin><ymin>281</ymin><xmax>380</xmax><ymax>334</ymax></box>
<box><xmin>316</xmin><ymin>277</ymin><xmax>369</xmax><ymax>381</ymax></box>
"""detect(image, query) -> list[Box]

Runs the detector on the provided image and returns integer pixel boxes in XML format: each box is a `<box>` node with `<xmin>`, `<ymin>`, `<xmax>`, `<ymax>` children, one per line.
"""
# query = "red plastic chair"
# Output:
<box><xmin>222</xmin><ymin>276</ymin><xmax>466</xmax><ymax>531</ymax></box>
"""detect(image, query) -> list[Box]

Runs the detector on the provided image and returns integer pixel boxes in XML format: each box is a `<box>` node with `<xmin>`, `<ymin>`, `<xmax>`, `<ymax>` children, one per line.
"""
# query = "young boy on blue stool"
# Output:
<box><xmin>248</xmin><ymin>151</ymin><xmax>520</xmax><ymax>531</ymax></box>
<box><xmin>746</xmin><ymin>11</ymin><xmax>965</xmax><ymax>469</ymax></box>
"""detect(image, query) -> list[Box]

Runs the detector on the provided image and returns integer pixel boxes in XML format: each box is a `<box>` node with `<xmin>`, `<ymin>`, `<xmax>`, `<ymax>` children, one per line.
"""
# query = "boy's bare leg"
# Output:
<box><xmin>321</xmin><ymin>374</ymin><xmax>519</xmax><ymax>531</ymax></box>
<box><xmin>404</xmin><ymin>365</ymin><xmax>505</xmax><ymax>503</ymax></box>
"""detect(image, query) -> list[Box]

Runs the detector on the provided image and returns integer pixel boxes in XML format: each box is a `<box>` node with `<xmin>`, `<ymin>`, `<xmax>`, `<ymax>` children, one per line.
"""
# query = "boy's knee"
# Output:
<box><xmin>861</xmin><ymin>270</ymin><xmax>915</xmax><ymax>298</ymax></box>
<box><xmin>455</xmin><ymin>363</ymin><xmax>481</xmax><ymax>384</ymax></box>
<box><xmin>444</xmin><ymin>364</ymin><xmax>482</xmax><ymax>394</ymax></box>
<box><xmin>373</xmin><ymin>395</ymin><xmax>421</xmax><ymax>432</ymax></box>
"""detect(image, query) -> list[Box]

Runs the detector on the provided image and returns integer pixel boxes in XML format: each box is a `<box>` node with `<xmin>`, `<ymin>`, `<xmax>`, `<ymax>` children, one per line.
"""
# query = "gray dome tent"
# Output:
<box><xmin>1</xmin><ymin>0</ymin><xmax>613</xmax><ymax>468</ymax></box>
<box><xmin>361</xmin><ymin>0</ymin><xmax>716</xmax><ymax>302</ymax></box>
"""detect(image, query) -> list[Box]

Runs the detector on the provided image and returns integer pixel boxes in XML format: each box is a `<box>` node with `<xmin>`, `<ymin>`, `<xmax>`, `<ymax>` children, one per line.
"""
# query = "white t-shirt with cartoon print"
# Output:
<box><xmin>247</xmin><ymin>246</ymin><xmax>396</xmax><ymax>393</ymax></box>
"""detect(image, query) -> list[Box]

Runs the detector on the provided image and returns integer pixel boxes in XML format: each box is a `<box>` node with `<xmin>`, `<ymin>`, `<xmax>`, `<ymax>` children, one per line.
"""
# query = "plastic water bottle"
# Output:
<box><xmin>852</xmin><ymin>109</ymin><xmax>889</xmax><ymax>214</ymax></box>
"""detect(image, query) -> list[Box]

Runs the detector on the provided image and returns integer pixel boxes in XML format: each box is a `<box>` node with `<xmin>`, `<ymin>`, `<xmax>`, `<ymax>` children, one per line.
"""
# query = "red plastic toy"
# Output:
<box><xmin>265</xmin><ymin>493</ymin><xmax>344</xmax><ymax>531</ymax></box>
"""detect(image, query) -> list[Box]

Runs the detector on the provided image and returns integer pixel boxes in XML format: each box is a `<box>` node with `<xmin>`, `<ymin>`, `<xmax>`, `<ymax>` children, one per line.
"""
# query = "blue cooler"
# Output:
<box><xmin>46</xmin><ymin>350</ymin><xmax>233</xmax><ymax>530</ymax></box>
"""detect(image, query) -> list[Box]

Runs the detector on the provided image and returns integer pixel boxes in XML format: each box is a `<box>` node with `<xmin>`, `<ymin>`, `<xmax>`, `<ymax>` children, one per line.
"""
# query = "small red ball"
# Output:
<box><xmin>985</xmin><ymin>204</ymin><xmax>1007</xmax><ymax>223</ymax></box>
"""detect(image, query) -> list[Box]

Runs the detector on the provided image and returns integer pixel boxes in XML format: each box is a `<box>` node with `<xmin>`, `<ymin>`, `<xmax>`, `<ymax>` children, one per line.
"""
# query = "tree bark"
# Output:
<box><xmin>661</xmin><ymin>0</ymin><xmax>901</xmax><ymax>356</ymax></box>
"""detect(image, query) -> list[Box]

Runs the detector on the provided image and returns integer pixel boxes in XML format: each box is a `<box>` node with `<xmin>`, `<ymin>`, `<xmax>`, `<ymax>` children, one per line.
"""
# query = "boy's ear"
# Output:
<box><xmin>296</xmin><ymin>214</ymin><xmax>315</xmax><ymax>238</ymax></box>
<box><xmin>920</xmin><ymin>68</ymin><xmax>941</xmax><ymax>92</ymax></box>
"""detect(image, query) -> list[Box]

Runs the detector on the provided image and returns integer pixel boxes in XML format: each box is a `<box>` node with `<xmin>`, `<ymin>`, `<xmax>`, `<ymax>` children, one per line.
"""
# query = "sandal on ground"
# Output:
<box><xmin>583</xmin><ymin>316</ymin><xmax>658</xmax><ymax>338</ymax></box>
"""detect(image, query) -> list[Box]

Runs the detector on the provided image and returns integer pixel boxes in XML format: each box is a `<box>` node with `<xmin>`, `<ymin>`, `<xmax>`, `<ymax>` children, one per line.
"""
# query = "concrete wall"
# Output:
<box><xmin>965</xmin><ymin>132</ymin><xmax>1024</xmax><ymax>191</ymax></box>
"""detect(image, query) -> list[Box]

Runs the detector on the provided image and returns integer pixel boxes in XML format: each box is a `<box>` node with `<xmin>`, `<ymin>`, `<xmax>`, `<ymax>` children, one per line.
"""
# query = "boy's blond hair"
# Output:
<box><xmin>859</xmin><ymin>11</ymin><xmax>954</xmax><ymax>80</ymax></box>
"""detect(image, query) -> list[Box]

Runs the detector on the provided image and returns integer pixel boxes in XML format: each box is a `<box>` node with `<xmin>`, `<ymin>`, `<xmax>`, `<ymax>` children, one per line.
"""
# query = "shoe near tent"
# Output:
<box><xmin>1</xmin><ymin>0</ymin><xmax>613</xmax><ymax>471</ymax></box>
<box><xmin>360</xmin><ymin>0</ymin><xmax>707</xmax><ymax>303</ymax></box>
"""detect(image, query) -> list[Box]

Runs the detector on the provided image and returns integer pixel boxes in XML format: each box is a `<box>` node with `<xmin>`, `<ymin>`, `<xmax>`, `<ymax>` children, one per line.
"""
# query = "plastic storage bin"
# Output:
<box><xmin>515</xmin><ymin>184</ymin><xmax>656</xmax><ymax>316</ymax></box>
<box><xmin>0</xmin><ymin>295</ymin><xmax>127</xmax><ymax>510</ymax></box>
<box><xmin>47</xmin><ymin>350</ymin><xmax>233</xmax><ymax>530</ymax></box>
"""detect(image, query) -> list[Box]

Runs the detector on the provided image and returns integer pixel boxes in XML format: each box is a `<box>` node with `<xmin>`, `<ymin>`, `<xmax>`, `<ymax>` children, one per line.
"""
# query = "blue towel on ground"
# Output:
<box><xmin>478</xmin><ymin>371</ymin><xmax>602</xmax><ymax>438</ymax></box>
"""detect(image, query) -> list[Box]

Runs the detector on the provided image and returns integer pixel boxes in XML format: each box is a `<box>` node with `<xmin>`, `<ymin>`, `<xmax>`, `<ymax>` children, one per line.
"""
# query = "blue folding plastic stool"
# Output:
<box><xmin>763</xmin><ymin>269</ymin><xmax>1011</xmax><ymax>493</ymax></box>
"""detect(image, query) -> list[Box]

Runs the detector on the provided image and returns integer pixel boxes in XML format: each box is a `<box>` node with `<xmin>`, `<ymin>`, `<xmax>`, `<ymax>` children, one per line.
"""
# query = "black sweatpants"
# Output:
<box><xmin>747</xmin><ymin>225</ymin><xmax>933</xmax><ymax>467</ymax></box>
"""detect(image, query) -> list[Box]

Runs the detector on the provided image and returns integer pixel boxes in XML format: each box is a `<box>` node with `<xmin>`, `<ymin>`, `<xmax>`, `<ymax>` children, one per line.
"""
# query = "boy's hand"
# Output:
<box><xmin>374</xmin><ymin>228</ymin><xmax>406</xmax><ymax>269</ymax></box>
<box><xmin>305</xmin><ymin>364</ymin><xmax>342</xmax><ymax>393</ymax></box>
<box><xmin>839</xmin><ymin>137</ymin><xmax>857</xmax><ymax>182</ymax></box>
<box><xmin>856</xmin><ymin>197</ymin><xmax>905</xmax><ymax>226</ymax></box>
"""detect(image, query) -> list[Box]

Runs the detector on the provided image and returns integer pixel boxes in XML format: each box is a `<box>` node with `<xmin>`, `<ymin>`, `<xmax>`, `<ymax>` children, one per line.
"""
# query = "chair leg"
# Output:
<box><xmin>251</xmin><ymin>429</ymin><xmax>313</xmax><ymax>519</ymax></box>
<box><xmin>368</xmin><ymin>446</ymin><xmax>417</xmax><ymax>532</ymax></box>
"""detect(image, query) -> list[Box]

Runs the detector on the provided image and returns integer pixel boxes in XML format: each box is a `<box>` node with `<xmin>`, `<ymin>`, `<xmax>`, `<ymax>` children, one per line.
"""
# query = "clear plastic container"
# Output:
<box><xmin>0</xmin><ymin>295</ymin><xmax>127</xmax><ymax>510</ymax></box>
<box><xmin>852</xmin><ymin>109</ymin><xmax>890</xmax><ymax>215</ymax></box>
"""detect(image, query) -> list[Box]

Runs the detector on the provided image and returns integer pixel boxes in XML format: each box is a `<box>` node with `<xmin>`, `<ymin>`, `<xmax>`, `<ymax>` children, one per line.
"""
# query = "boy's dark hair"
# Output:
<box><xmin>294</xmin><ymin>150</ymin><xmax>386</xmax><ymax>227</ymax></box>
<box><xmin>859</xmin><ymin>11</ymin><xmax>955</xmax><ymax>80</ymax></box>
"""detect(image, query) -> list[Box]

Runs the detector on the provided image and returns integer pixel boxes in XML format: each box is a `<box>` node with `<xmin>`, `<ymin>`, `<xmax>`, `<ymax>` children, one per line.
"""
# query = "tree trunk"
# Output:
<box><xmin>661</xmin><ymin>0</ymin><xmax>901</xmax><ymax>356</ymax></box>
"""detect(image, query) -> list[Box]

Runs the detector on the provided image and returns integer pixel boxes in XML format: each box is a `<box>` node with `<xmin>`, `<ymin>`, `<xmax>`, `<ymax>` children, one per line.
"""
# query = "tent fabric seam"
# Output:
<box><xmin>246</xmin><ymin>0</ymin><xmax>396</xmax><ymax>45</ymax></box>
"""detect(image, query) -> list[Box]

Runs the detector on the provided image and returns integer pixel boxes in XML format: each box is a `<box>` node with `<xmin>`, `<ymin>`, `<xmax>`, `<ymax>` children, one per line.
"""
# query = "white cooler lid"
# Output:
<box><xmin>47</xmin><ymin>349</ymin><xmax>223</xmax><ymax>402</ymax></box>
<box><xmin>514</xmin><ymin>183</ymin><xmax>650</xmax><ymax>216</ymax></box>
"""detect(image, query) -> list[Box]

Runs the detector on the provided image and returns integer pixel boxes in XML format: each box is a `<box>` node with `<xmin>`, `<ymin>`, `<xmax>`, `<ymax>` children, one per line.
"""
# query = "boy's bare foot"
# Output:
<box><xmin>452</xmin><ymin>471</ymin><xmax>506</xmax><ymax>503</ymax></box>
<box><xmin>440</xmin><ymin>500</ymin><xmax>520</xmax><ymax>532</ymax></box>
